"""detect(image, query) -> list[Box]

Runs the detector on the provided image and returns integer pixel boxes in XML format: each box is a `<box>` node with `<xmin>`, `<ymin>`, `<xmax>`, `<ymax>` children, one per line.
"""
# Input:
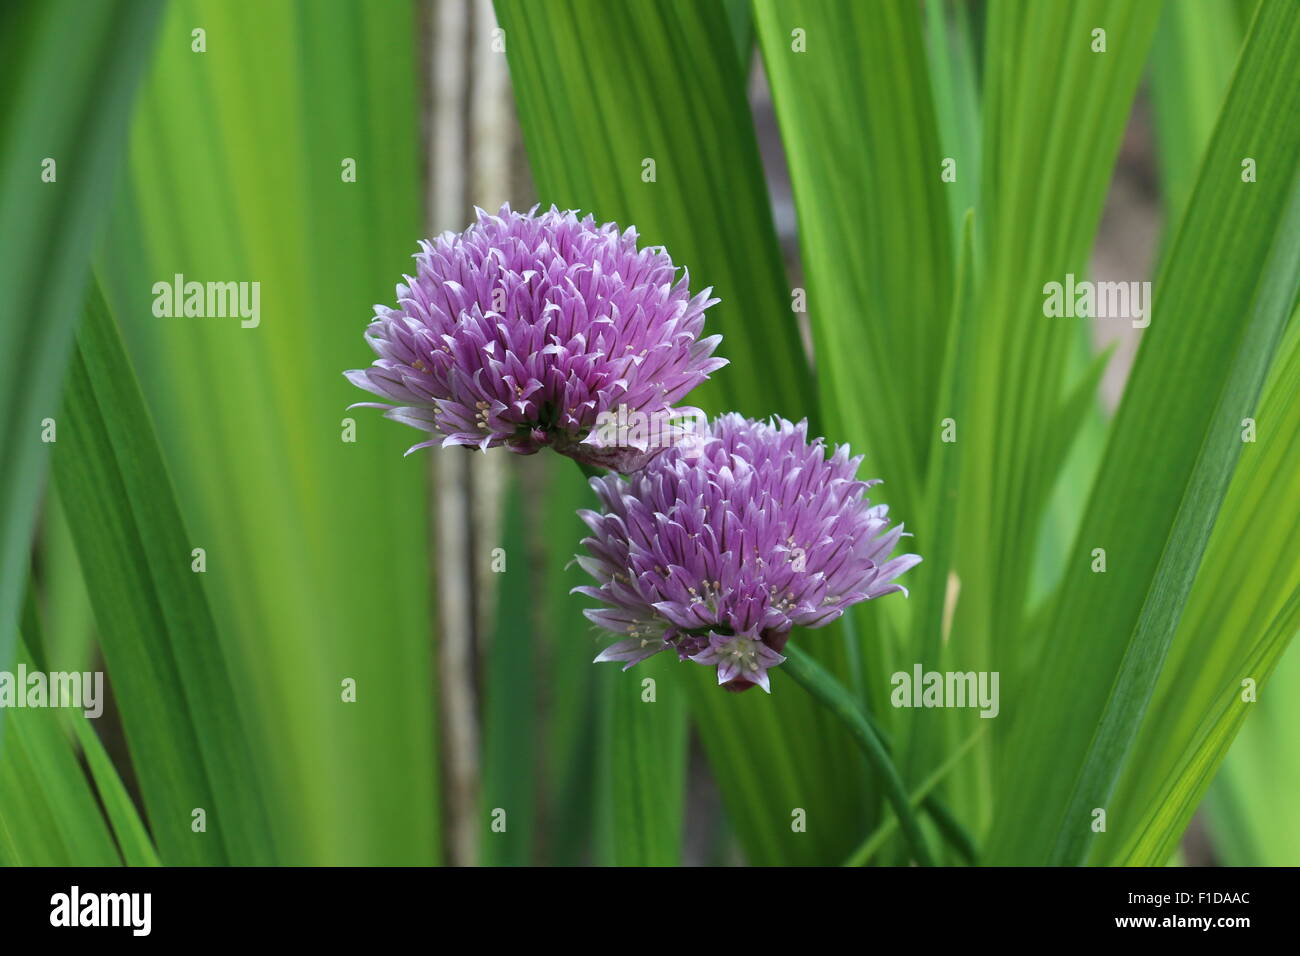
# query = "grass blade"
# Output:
<box><xmin>0</xmin><ymin>636</ymin><xmax>123</xmax><ymax>867</ymax></box>
<box><xmin>53</xmin><ymin>281</ymin><xmax>274</xmax><ymax>865</ymax></box>
<box><xmin>754</xmin><ymin>0</ymin><xmax>952</xmax><ymax>523</ymax></box>
<box><xmin>1108</xmin><ymin>304</ymin><xmax>1300</xmax><ymax>865</ymax></box>
<box><xmin>0</xmin><ymin>0</ymin><xmax>161</xmax><ymax>685</ymax></box>
<box><xmin>96</xmin><ymin>0</ymin><xmax>440</xmax><ymax>864</ymax></box>
<box><xmin>989</xmin><ymin>0</ymin><xmax>1300</xmax><ymax>864</ymax></box>
<box><xmin>495</xmin><ymin>0</ymin><xmax>813</xmax><ymax>421</ymax></box>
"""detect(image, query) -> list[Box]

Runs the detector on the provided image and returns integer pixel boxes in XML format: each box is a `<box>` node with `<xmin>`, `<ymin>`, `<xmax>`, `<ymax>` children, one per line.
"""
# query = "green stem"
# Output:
<box><xmin>577</xmin><ymin>461</ymin><xmax>605</xmax><ymax>480</ymax></box>
<box><xmin>843</xmin><ymin>726</ymin><xmax>985</xmax><ymax>866</ymax></box>
<box><xmin>920</xmin><ymin>791</ymin><xmax>979</xmax><ymax>866</ymax></box>
<box><xmin>853</xmin><ymin>705</ymin><xmax>981</xmax><ymax>865</ymax></box>
<box><xmin>782</xmin><ymin>644</ymin><xmax>935</xmax><ymax>866</ymax></box>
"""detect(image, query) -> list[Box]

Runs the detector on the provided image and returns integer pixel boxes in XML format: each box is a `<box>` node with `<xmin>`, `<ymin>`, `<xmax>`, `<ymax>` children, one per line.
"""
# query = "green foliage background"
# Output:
<box><xmin>0</xmin><ymin>0</ymin><xmax>1296</xmax><ymax>866</ymax></box>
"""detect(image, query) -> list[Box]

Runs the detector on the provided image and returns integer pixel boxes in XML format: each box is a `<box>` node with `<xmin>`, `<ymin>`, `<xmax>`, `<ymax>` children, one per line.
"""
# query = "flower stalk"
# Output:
<box><xmin>780</xmin><ymin>643</ymin><xmax>936</xmax><ymax>866</ymax></box>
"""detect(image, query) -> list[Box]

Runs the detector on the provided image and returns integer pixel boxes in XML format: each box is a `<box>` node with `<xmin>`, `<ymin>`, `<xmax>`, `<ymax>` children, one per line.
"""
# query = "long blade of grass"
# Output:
<box><xmin>932</xmin><ymin>0</ymin><xmax>1160</xmax><ymax>839</ymax></box>
<box><xmin>989</xmin><ymin>0</ymin><xmax>1300</xmax><ymax>864</ymax></box>
<box><xmin>753</xmin><ymin>10</ymin><xmax>957</xmax><ymax>837</ymax></box>
<box><xmin>844</xmin><ymin>725</ymin><xmax>985</xmax><ymax>867</ymax></box>
<box><xmin>494</xmin><ymin>0</ymin><xmax>813</xmax><ymax>421</ymax></box>
<box><xmin>754</xmin><ymin>0</ymin><xmax>952</xmax><ymax>525</ymax></box>
<box><xmin>1149</xmin><ymin>0</ymin><xmax>1247</xmax><ymax>228</ymax></box>
<box><xmin>782</xmin><ymin>645</ymin><xmax>934</xmax><ymax>866</ymax></box>
<box><xmin>0</xmin><ymin>628</ymin><xmax>123</xmax><ymax>867</ymax></box>
<box><xmin>73</xmin><ymin>719</ymin><xmax>162</xmax><ymax>868</ymax></box>
<box><xmin>1108</xmin><ymin>304</ymin><xmax>1300</xmax><ymax>865</ymax></box>
<box><xmin>0</xmin><ymin>0</ymin><xmax>161</xmax><ymax>690</ymax></box>
<box><xmin>1203</xmin><ymin>643</ymin><xmax>1300</xmax><ymax>866</ymax></box>
<box><xmin>480</xmin><ymin>472</ymin><xmax>537</xmax><ymax>865</ymax></box>
<box><xmin>538</xmin><ymin>461</ymin><xmax>601</xmax><ymax>865</ymax></box>
<box><xmin>54</xmin><ymin>281</ymin><xmax>275</xmax><ymax>865</ymax></box>
<box><xmin>96</xmin><ymin>0</ymin><xmax>440</xmax><ymax>865</ymax></box>
<box><xmin>20</xmin><ymin>572</ymin><xmax>159</xmax><ymax>866</ymax></box>
<box><xmin>594</xmin><ymin>653</ymin><xmax>688</xmax><ymax>866</ymax></box>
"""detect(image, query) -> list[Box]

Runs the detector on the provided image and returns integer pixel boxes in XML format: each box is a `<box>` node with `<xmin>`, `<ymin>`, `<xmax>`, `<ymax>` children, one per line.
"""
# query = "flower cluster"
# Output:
<box><xmin>345</xmin><ymin>204</ymin><xmax>724</xmax><ymax>470</ymax></box>
<box><xmin>574</xmin><ymin>415</ymin><xmax>920</xmax><ymax>692</ymax></box>
<box><xmin>348</xmin><ymin>208</ymin><xmax>919</xmax><ymax>693</ymax></box>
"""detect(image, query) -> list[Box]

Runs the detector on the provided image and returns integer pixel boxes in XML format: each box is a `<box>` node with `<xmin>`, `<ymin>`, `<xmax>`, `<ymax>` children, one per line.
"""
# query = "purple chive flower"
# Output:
<box><xmin>575</xmin><ymin>415</ymin><xmax>920</xmax><ymax>693</ymax></box>
<box><xmin>345</xmin><ymin>204</ymin><xmax>725</xmax><ymax>469</ymax></box>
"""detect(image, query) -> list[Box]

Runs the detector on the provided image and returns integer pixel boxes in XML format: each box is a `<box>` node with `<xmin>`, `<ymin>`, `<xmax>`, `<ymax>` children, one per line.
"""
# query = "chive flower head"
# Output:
<box><xmin>345</xmin><ymin>204</ymin><xmax>724</xmax><ymax>469</ymax></box>
<box><xmin>576</xmin><ymin>414</ymin><xmax>920</xmax><ymax>692</ymax></box>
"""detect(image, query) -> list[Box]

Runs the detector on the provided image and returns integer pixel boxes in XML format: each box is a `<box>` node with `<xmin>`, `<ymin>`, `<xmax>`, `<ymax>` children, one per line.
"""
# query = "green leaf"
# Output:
<box><xmin>595</xmin><ymin>654</ymin><xmax>687</xmax><ymax>866</ymax></box>
<box><xmin>745</xmin><ymin>0</ymin><xmax>960</xmax><ymax>866</ymax></box>
<box><xmin>480</xmin><ymin>472</ymin><xmax>537</xmax><ymax>865</ymax></box>
<box><xmin>1204</xmin><ymin>642</ymin><xmax>1300</xmax><ymax>866</ymax></box>
<box><xmin>930</xmin><ymin>0</ymin><xmax>1159</xmax><ymax>837</ymax></box>
<box><xmin>1149</xmin><ymin>0</ymin><xmax>1246</xmax><ymax>227</ymax></box>
<box><xmin>54</xmin><ymin>281</ymin><xmax>274</xmax><ymax>865</ymax></box>
<box><xmin>782</xmin><ymin>645</ymin><xmax>936</xmax><ymax>866</ymax></box>
<box><xmin>754</xmin><ymin>0</ymin><xmax>953</xmax><ymax>524</ymax></box>
<box><xmin>901</xmin><ymin>211</ymin><xmax>975</xmax><ymax>802</ymax></box>
<box><xmin>539</xmin><ymin>462</ymin><xmax>601</xmax><ymax>865</ymax></box>
<box><xmin>73</xmin><ymin>719</ymin><xmax>162</xmax><ymax>867</ymax></box>
<box><xmin>0</xmin><ymin>638</ymin><xmax>123</xmax><ymax>867</ymax></box>
<box><xmin>988</xmin><ymin>0</ymin><xmax>1300</xmax><ymax>864</ymax></box>
<box><xmin>846</xmin><ymin>724</ymin><xmax>985</xmax><ymax>867</ymax></box>
<box><xmin>0</xmin><ymin>0</ymin><xmax>161</xmax><ymax>686</ymax></box>
<box><xmin>925</xmin><ymin>0</ymin><xmax>983</xmax><ymax>240</ymax></box>
<box><xmin>962</xmin><ymin>0</ymin><xmax>1161</xmax><ymax>669</ymax></box>
<box><xmin>721</xmin><ymin>0</ymin><xmax>754</xmax><ymax>64</ymax></box>
<box><xmin>96</xmin><ymin>0</ymin><xmax>440</xmax><ymax>864</ymax></box>
<box><xmin>1111</xmin><ymin>304</ymin><xmax>1300</xmax><ymax>865</ymax></box>
<box><xmin>495</xmin><ymin>0</ymin><xmax>813</xmax><ymax>422</ymax></box>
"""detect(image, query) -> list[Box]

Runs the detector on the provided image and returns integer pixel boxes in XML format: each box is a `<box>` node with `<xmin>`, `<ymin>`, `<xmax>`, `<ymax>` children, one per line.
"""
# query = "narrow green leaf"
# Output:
<box><xmin>73</xmin><ymin>719</ymin><xmax>162</xmax><ymax>868</ymax></box>
<box><xmin>1050</xmin><ymin>176</ymin><xmax>1298</xmax><ymax>864</ymax></box>
<box><xmin>595</xmin><ymin>654</ymin><xmax>687</xmax><ymax>866</ymax></box>
<box><xmin>751</xmin><ymin>0</ymin><xmax>959</xmax><ymax>865</ymax></box>
<box><xmin>782</xmin><ymin>645</ymin><xmax>935</xmax><ymax>866</ymax></box>
<box><xmin>54</xmin><ymin>281</ymin><xmax>274</xmax><ymax>865</ymax></box>
<box><xmin>989</xmin><ymin>0</ymin><xmax>1300</xmax><ymax>864</ymax></box>
<box><xmin>480</xmin><ymin>473</ymin><xmax>537</xmax><ymax>866</ymax></box>
<box><xmin>0</xmin><ymin>637</ymin><xmax>121</xmax><ymax>867</ymax></box>
<box><xmin>925</xmin><ymin>0</ymin><xmax>982</xmax><ymax>240</ymax></box>
<box><xmin>495</xmin><ymin>0</ymin><xmax>813</xmax><ymax>422</ymax></box>
<box><xmin>902</xmin><ymin>211</ymin><xmax>975</xmax><ymax>802</ymax></box>
<box><xmin>1150</xmin><ymin>0</ymin><xmax>1245</xmax><ymax>228</ymax></box>
<box><xmin>721</xmin><ymin>0</ymin><xmax>754</xmax><ymax>64</ymax></box>
<box><xmin>1204</xmin><ymin>643</ymin><xmax>1300</xmax><ymax>866</ymax></box>
<box><xmin>0</xmin><ymin>0</ymin><xmax>161</xmax><ymax>685</ymax></box>
<box><xmin>755</xmin><ymin>0</ymin><xmax>953</xmax><ymax>523</ymax></box>
<box><xmin>846</xmin><ymin>725</ymin><xmax>985</xmax><ymax>867</ymax></box>
<box><xmin>539</xmin><ymin>461</ymin><xmax>601</xmax><ymax>865</ymax></box>
<box><xmin>964</xmin><ymin>0</ymin><xmax>1161</xmax><ymax>673</ymax></box>
<box><xmin>1109</xmin><ymin>304</ymin><xmax>1300</xmax><ymax>865</ymax></box>
<box><xmin>938</xmin><ymin>0</ymin><xmax>1159</xmax><ymax>837</ymax></box>
<box><xmin>97</xmin><ymin>0</ymin><xmax>440</xmax><ymax>864</ymax></box>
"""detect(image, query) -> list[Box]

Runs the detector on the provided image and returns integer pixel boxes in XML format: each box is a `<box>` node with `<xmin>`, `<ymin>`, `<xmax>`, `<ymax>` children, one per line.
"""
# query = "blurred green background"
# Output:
<box><xmin>1</xmin><ymin>0</ymin><xmax>1297</xmax><ymax>866</ymax></box>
